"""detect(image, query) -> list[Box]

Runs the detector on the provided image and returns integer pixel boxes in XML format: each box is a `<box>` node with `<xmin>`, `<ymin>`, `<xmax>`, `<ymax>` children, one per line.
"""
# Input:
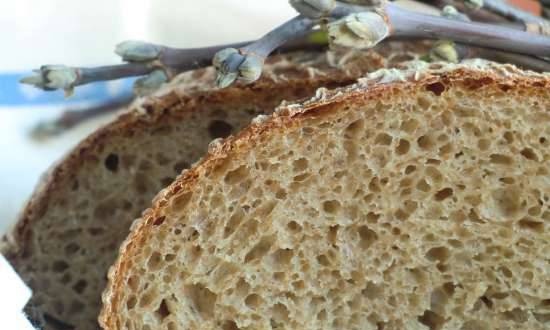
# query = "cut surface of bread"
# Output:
<box><xmin>1</xmin><ymin>43</ymin><xmax>427</xmax><ymax>330</ymax></box>
<box><xmin>101</xmin><ymin>61</ymin><xmax>550</xmax><ymax>330</ymax></box>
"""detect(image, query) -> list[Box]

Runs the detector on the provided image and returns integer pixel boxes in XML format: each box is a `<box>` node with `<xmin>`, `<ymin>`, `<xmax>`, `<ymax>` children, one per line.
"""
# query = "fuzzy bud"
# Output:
<box><xmin>20</xmin><ymin>65</ymin><xmax>78</xmax><ymax>96</ymax></box>
<box><xmin>429</xmin><ymin>40</ymin><xmax>459</xmax><ymax>63</ymax></box>
<box><xmin>464</xmin><ymin>0</ymin><xmax>483</xmax><ymax>10</ymax></box>
<box><xmin>289</xmin><ymin>0</ymin><xmax>336</xmax><ymax>19</ymax></box>
<box><xmin>442</xmin><ymin>6</ymin><xmax>470</xmax><ymax>21</ymax></box>
<box><xmin>213</xmin><ymin>48</ymin><xmax>264</xmax><ymax>88</ymax></box>
<box><xmin>328</xmin><ymin>12</ymin><xmax>389</xmax><ymax>50</ymax></box>
<box><xmin>133</xmin><ymin>69</ymin><xmax>168</xmax><ymax>96</ymax></box>
<box><xmin>236</xmin><ymin>55</ymin><xmax>263</xmax><ymax>84</ymax></box>
<box><xmin>115</xmin><ymin>40</ymin><xmax>162</xmax><ymax>62</ymax></box>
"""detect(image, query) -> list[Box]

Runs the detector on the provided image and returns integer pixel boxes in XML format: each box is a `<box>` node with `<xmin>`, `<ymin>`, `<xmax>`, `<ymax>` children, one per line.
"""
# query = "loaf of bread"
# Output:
<box><xmin>101</xmin><ymin>61</ymin><xmax>550</xmax><ymax>330</ymax></box>
<box><xmin>1</xmin><ymin>42</ymin><xmax>427</xmax><ymax>330</ymax></box>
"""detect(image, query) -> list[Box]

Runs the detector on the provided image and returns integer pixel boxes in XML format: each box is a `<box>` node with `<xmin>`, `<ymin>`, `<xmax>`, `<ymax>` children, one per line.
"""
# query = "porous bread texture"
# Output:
<box><xmin>0</xmin><ymin>44</ymin><xmax>422</xmax><ymax>330</ymax></box>
<box><xmin>101</xmin><ymin>62</ymin><xmax>550</xmax><ymax>330</ymax></box>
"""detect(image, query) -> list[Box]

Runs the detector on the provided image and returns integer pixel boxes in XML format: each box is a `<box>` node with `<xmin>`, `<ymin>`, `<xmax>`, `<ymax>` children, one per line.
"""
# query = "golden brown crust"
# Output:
<box><xmin>99</xmin><ymin>61</ymin><xmax>550</xmax><ymax>329</ymax></box>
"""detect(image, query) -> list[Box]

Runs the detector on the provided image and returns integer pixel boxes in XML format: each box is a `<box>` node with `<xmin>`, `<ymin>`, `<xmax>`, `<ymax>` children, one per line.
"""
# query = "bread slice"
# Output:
<box><xmin>101</xmin><ymin>61</ymin><xmax>550</xmax><ymax>330</ymax></box>
<box><xmin>1</xmin><ymin>42</ymin><xmax>427</xmax><ymax>330</ymax></box>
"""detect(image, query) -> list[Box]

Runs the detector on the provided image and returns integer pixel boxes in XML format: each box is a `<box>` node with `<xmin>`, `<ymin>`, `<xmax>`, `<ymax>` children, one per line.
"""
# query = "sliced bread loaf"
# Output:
<box><xmin>101</xmin><ymin>61</ymin><xmax>550</xmax><ymax>330</ymax></box>
<box><xmin>1</xmin><ymin>43</ymin><xmax>427</xmax><ymax>330</ymax></box>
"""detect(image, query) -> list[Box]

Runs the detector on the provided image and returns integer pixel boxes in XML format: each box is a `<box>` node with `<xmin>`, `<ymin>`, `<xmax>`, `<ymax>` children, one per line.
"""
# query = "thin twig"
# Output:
<box><xmin>429</xmin><ymin>0</ymin><xmax>509</xmax><ymax>22</ymax></box>
<box><xmin>213</xmin><ymin>15</ymin><xmax>316</xmax><ymax>87</ymax></box>
<box><xmin>30</xmin><ymin>95</ymin><xmax>134</xmax><ymax>140</ymax></box>
<box><xmin>480</xmin><ymin>0</ymin><xmax>546</xmax><ymax>24</ymax></box>
<box><xmin>381</xmin><ymin>2</ymin><xmax>550</xmax><ymax>56</ymax></box>
<box><xmin>20</xmin><ymin>41</ymin><xmax>248</xmax><ymax>94</ymax></box>
<box><xmin>21</xmin><ymin>0</ymin><xmax>550</xmax><ymax>93</ymax></box>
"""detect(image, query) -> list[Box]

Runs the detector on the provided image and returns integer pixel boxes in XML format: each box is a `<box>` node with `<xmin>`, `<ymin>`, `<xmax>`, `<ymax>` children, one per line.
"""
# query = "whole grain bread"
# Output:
<box><xmin>1</xmin><ymin>42</ymin><xmax>428</xmax><ymax>330</ymax></box>
<box><xmin>101</xmin><ymin>61</ymin><xmax>550</xmax><ymax>330</ymax></box>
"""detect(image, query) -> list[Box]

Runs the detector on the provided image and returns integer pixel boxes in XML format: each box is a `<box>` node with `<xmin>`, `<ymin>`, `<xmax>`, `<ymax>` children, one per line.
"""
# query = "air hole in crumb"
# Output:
<box><xmin>405</xmin><ymin>165</ymin><xmax>416</xmax><ymax>174</ymax></box>
<box><xmin>358</xmin><ymin>226</ymin><xmax>378</xmax><ymax>249</ymax></box>
<box><xmin>126</xmin><ymin>296</ymin><xmax>137</xmax><ymax>309</ymax></box>
<box><xmin>270</xmin><ymin>249</ymin><xmax>293</xmax><ymax>270</ymax></box>
<box><xmin>396</xmin><ymin>139</ymin><xmax>410</xmax><ymax>155</ymax></box>
<box><xmin>72</xmin><ymin>280</ymin><xmax>87</xmax><ymax>294</ymax></box>
<box><xmin>221</xmin><ymin>320</ymin><xmax>239</xmax><ymax>330</ymax></box>
<box><xmin>344</xmin><ymin>119</ymin><xmax>365</xmax><ymax>139</ymax></box>
<box><xmin>375</xmin><ymin>133</ymin><xmax>393</xmax><ymax>146</ymax></box>
<box><xmin>503</xmin><ymin>131</ymin><xmax>514</xmax><ymax>144</ymax></box>
<box><xmin>323</xmin><ymin>200</ymin><xmax>341</xmax><ymax>214</ymax></box>
<box><xmin>520</xmin><ymin>148</ymin><xmax>538</xmax><ymax>161</ymax></box>
<box><xmin>244</xmin><ymin>236</ymin><xmax>274</xmax><ymax>263</ymax></box>
<box><xmin>426</xmin><ymin>82</ymin><xmax>445</xmax><ymax>96</ymax></box>
<box><xmin>287</xmin><ymin>221</ymin><xmax>302</xmax><ymax>233</ymax></box>
<box><xmin>401</xmin><ymin>118</ymin><xmax>419</xmax><ymax>133</ymax></box>
<box><xmin>292</xmin><ymin>158</ymin><xmax>309</xmax><ymax>172</ymax></box>
<box><xmin>225</xmin><ymin>166</ymin><xmax>248</xmax><ymax>184</ymax></box>
<box><xmin>224</xmin><ymin>209</ymin><xmax>245</xmax><ymax>238</ymax></box>
<box><xmin>155</xmin><ymin>299</ymin><xmax>170</xmax><ymax>320</ymax></box>
<box><xmin>417</xmin><ymin>135</ymin><xmax>434</xmax><ymax>150</ymax></box>
<box><xmin>362</xmin><ymin>281</ymin><xmax>384</xmax><ymax>299</ymax></box>
<box><xmin>417</xmin><ymin>179</ymin><xmax>431</xmax><ymax>192</ymax></box>
<box><xmin>490</xmin><ymin>154</ymin><xmax>513</xmax><ymax>166</ymax></box>
<box><xmin>418</xmin><ymin>310</ymin><xmax>446</xmax><ymax>329</ymax></box>
<box><xmin>425</xmin><ymin>247</ymin><xmax>450</xmax><ymax>263</ymax></box>
<box><xmin>502</xmin><ymin>308</ymin><xmax>529</xmax><ymax>323</ymax></box>
<box><xmin>147</xmin><ymin>252</ymin><xmax>163</xmax><ymax>270</ymax></box>
<box><xmin>104</xmin><ymin>153</ymin><xmax>119</xmax><ymax>172</ymax></box>
<box><xmin>184</xmin><ymin>283</ymin><xmax>216</xmax><ymax>317</ymax></box>
<box><xmin>518</xmin><ymin>218</ymin><xmax>544</xmax><ymax>233</ymax></box>
<box><xmin>153</xmin><ymin>216</ymin><xmax>166</xmax><ymax>226</ymax></box>
<box><xmin>52</xmin><ymin>260</ymin><xmax>69</xmax><ymax>273</ymax></box>
<box><xmin>434</xmin><ymin>188</ymin><xmax>453</xmax><ymax>201</ymax></box>
<box><xmin>64</xmin><ymin>242</ymin><xmax>80</xmax><ymax>255</ymax></box>
<box><xmin>208</xmin><ymin>120</ymin><xmax>233</xmax><ymax>139</ymax></box>
<box><xmin>271</xmin><ymin>303</ymin><xmax>290</xmax><ymax>324</ymax></box>
<box><xmin>244</xmin><ymin>294</ymin><xmax>263</xmax><ymax>309</ymax></box>
<box><xmin>317</xmin><ymin>255</ymin><xmax>331</xmax><ymax>266</ymax></box>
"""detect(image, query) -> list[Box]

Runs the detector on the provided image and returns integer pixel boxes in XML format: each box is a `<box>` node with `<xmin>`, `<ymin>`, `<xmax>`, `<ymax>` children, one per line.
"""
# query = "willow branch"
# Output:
<box><xmin>461</xmin><ymin>45</ymin><xmax>550</xmax><ymax>71</ymax></box>
<box><xmin>429</xmin><ymin>0</ymin><xmax>508</xmax><ymax>22</ymax></box>
<box><xmin>480</xmin><ymin>0</ymin><xmax>547</xmax><ymax>24</ymax></box>
<box><xmin>213</xmin><ymin>15</ymin><xmax>316</xmax><ymax>87</ymax></box>
<box><xmin>382</xmin><ymin>2</ymin><xmax>550</xmax><ymax>56</ymax></box>
<box><xmin>20</xmin><ymin>41</ymin><xmax>248</xmax><ymax>95</ymax></box>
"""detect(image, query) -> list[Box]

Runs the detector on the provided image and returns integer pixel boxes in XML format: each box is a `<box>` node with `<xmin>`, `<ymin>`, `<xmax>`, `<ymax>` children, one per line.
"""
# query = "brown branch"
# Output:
<box><xmin>382</xmin><ymin>2</ymin><xmax>550</xmax><ymax>56</ymax></box>
<box><xmin>21</xmin><ymin>0</ymin><xmax>550</xmax><ymax>94</ymax></box>
<box><xmin>20</xmin><ymin>41</ymin><xmax>249</xmax><ymax>95</ymax></box>
<box><xmin>431</xmin><ymin>0</ymin><xmax>509</xmax><ymax>22</ymax></box>
<box><xmin>480</xmin><ymin>0</ymin><xmax>546</xmax><ymax>24</ymax></box>
<box><xmin>213</xmin><ymin>15</ymin><xmax>317</xmax><ymax>87</ymax></box>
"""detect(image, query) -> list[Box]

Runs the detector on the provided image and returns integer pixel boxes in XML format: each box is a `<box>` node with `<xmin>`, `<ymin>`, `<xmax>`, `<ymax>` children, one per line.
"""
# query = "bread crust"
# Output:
<box><xmin>99</xmin><ymin>61</ymin><xmax>550</xmax><ymax>329</ymax></box>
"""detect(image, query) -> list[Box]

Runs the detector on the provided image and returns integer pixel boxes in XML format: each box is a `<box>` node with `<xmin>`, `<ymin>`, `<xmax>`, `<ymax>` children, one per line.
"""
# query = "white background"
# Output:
<box><xmin>0</xmin><ymin>0</ymin><xmax>295</xmax><ymax>235</ymax></box>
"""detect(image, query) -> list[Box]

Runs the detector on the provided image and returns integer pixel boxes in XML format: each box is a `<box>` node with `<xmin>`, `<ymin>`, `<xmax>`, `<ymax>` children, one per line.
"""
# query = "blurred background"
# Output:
<box><xmin>0</xmin><ymin>0</ymin><xmax>295</xmax><ymax>234</ymax></box>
